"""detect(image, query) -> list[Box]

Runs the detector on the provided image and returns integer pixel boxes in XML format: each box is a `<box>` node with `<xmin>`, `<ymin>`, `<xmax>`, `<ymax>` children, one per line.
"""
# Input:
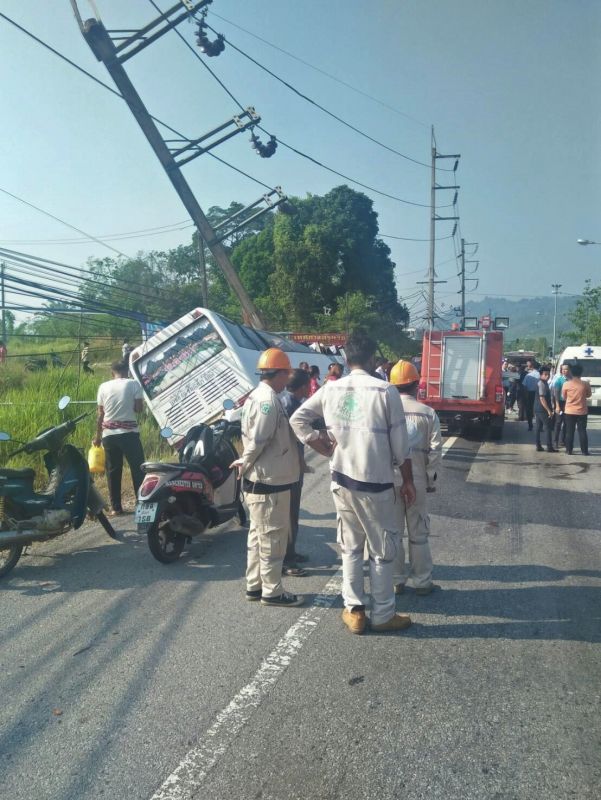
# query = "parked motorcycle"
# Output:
<box><xmin>136</xmin><ymin>400</ymin><xmax>245</xmax><ymax>564</ymax></box>
<box><xmin>0</xmin><ymin>396</ymin><xmax>116</xmax><ymax>579</ymax></box>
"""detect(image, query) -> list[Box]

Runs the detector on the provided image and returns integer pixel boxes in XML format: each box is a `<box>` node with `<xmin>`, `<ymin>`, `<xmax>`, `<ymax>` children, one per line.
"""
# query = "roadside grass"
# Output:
<box><xmin>0</xmin><ymin>354</ymin><xmax>171</xmax><ymax>503</ymax></box>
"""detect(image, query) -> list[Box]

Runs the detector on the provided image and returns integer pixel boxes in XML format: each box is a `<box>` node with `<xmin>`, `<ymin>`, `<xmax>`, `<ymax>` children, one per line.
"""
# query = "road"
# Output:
<box><xmin>1</xmin><ymin>414</ymin><xmax>600</xmax><ymax>800</ymax></box>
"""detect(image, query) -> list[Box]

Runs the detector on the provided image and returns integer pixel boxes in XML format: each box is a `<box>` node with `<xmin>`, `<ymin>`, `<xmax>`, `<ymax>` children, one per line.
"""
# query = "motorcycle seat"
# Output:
<box><xmin>0</xmin><ymin>467</ymin><xmax>36</xmax><ymax>479</ymax></box>
<box><xmin>142</xmin><ymin>461</ymin><xmax>185</xmax><ymax>474</ymax></box>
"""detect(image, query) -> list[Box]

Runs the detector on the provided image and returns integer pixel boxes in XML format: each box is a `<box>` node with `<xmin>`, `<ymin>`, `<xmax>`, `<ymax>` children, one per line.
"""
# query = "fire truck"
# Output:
<box><xmin>418</xmin><ymin>317</ymin><xmax>508</xmax><ymax>439</ymax></box>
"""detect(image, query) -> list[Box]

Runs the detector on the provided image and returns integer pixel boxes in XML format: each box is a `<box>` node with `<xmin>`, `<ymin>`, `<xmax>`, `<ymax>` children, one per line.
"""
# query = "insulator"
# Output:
<box><xmin>195</xmin><ymin>19</ymin><xmax>225</xmax><ymax>57</ymax></box>
<box><xmin>249</xmin><ymin>132</ymin><xmax>277</xmax><ymax>159</ymax></box>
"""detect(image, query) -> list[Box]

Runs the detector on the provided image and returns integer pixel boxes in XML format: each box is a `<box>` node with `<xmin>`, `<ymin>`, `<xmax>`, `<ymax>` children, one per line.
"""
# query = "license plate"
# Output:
<box><xmin>135</xmin><ymin>502</ymin><xmax>158</xmax><ymax>524</ymax></box>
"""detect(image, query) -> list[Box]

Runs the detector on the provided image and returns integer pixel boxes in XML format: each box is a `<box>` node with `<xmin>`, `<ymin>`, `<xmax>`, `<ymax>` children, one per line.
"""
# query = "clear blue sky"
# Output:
<box><xmin>1</xmin><ymin>0</ymin><xmax>599</xmax><ymax>326</ymax></box>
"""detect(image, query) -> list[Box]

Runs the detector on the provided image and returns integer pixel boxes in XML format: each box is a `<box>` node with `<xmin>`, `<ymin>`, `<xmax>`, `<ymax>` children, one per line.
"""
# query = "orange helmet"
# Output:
<box><xmin>390</xmin><ymin>359</ymin><xmax>419</xmax><ymax>386</ymax></box>
<box><xmin>256</xmin><ymin>347</ymin><xmax>291</xmax><ymax>372</ymax></box>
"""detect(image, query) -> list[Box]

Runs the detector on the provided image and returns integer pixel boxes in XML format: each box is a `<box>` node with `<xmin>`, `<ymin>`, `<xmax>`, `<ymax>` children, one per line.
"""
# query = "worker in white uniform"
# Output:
<box><xmin>290</xmin><ymin>332</ymin><xmax>416</xmax><ymax>635</ymax></box>
<box><xmin>232</xmin><ymin>348</ymin><xmax>303</xmax><ymax>607</ymax></box>
<box><xmin>389</xmin><ymin>360</ymin><xmax>442</xmax><ymax>595</ymax></box>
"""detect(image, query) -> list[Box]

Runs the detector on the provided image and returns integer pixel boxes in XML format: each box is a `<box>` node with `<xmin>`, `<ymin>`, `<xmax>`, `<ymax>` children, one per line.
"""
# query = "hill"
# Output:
<box><xmin>463</xmin><ymin>295</ymin><xmax>577</xmax><ymax>342</ymax></box>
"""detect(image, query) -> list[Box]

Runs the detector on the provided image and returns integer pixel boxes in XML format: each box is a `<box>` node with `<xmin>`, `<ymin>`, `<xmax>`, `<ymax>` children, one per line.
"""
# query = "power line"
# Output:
<box><xmin>209</xmin><ymin>11</ymin><xmax>429</xmax><ymax>129</ymax></box>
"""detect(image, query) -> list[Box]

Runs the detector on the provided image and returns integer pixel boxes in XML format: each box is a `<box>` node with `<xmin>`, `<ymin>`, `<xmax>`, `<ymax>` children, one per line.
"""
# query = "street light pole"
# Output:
<box><xmin>551</xmin><ymin>283</ymin><xmax>562</xmax><ymax>357</ymax></box>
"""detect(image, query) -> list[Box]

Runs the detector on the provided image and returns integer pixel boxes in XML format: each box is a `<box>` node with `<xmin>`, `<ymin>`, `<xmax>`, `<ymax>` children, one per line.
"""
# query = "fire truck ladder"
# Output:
<box><xmin>426</xmin><ymin>331</ymin><xmax>444</xmax><ymax>399</ymax></box>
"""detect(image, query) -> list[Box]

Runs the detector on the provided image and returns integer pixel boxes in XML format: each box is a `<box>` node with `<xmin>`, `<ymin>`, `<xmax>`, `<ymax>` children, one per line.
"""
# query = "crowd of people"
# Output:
<box><xmin>234</xmin><ymin>333</ymin><xmax>442</xmax><ymax>635</ymax></box>
<box><xmin>503</xmin><ymin>358</ymin><xmax>591</xmax><ymax>455</ymax></box>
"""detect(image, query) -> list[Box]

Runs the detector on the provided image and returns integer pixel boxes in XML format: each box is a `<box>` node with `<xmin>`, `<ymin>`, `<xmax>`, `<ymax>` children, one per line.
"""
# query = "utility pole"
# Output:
<box><xmin>71</xmin><ymin>4</ymin><xmax>286</xmax><ymax>329</ymax></box>
<box><xmin>0</xmin><ymin>262</ymin><xmax>6</xmax><ymax>344</ymax></box>
<box><xmin>551</xmin><ymin>283</ymin><xmax>562</xmax><ymax>357</ymax></box>
<box><xmin>427</xmin><ymin>127</ymin><xmax>460</xmax><ymax>329</ymax></box>
<box><xmin>459</xmin><ymin>238</ymin><xmax>465</xmax><ymax>325</ymax></box>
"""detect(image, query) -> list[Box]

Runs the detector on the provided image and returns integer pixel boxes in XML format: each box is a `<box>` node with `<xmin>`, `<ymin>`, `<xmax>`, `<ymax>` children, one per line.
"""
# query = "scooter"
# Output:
<box><xmin>136</xmin><ymin>400</ymin><xmax>245</xmax><ymax>564</ymax></box>
<box><xmin>0</xmin><ymin>396</ymin><xmax>116</xmax><ymax>579</ymax></box>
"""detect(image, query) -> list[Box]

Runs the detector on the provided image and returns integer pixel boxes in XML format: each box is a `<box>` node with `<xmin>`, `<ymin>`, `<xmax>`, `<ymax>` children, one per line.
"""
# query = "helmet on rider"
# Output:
<box><xmin>389</xmin><ymin>359</ymin><xmax>419</xmax><ymax>387</ymax></box>
<box><xmin>256</xmin><ymin>348</ymin><xmax>291</xmax><ymax>374</ymax></box>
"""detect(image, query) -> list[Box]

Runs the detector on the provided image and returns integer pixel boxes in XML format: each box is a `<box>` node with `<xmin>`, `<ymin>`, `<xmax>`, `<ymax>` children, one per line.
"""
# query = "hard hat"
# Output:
<box><xmin>256</xmin><ymin>348</ymin><xmax>291</xmax><ymax>372</ymax></box>
<box><xmin>390</xmin><ymin>359</ymin><xmax>419</xmax><ymax>386</ymax></box>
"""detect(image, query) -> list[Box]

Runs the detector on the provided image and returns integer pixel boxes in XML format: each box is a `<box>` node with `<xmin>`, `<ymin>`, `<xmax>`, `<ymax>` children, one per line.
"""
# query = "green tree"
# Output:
<box><xmin>567</xmin><ymin>279</ymin><xmax>601</xmax><ymax>344</ymax></box>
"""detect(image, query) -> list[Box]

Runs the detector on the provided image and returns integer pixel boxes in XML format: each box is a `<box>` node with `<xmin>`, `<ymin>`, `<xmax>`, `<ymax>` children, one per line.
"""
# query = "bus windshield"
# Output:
<box><xmin>135</xmin><ymin>317</ymin><xmax>225</xmax><ymax>399</ymax></box>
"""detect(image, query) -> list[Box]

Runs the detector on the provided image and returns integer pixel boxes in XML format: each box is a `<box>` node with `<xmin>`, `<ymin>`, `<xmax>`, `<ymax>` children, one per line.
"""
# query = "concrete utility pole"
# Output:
<box><xmin>71</xmin><ymin>4</ymin><xmax>269</xmax><ymax>328</ymax></box>
<box><xmin>459</xmin><ymin>238</ymin><xmax>465</xmax><ymax>326</ymax></box>
<box><xmin>427</xmin><ymin>126</ymin><xmax>460</xmax><ymax>329</ymax></box>
<box><xmin>551</xmin><ymin>283</ymin><xmax>562</xmax><ymax>357</ymax></box>
<box><xmin>1</xmin><ymin>262</ymin><xmax>6</xmax><ymax>343</ymax></box>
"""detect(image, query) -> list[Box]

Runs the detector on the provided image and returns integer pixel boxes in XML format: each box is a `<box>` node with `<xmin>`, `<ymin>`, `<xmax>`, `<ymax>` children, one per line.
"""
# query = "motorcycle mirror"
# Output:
<box><xmin>160</xmin><ymin>427</ymin><xmax>174</xmax><ymax>439</ymax></box>
<box><xmin>58</xmin><ymin>395</ymin><xmax>71</xmax><ymax>410</ymax></box>
<box><xmin>222</xmin><ymin>399</ymin><xmax>235</xmax><ymax>411</ymax></box>
<box><xmin>0</xmin><ymin>431</ymin><xmax>11</xmax><ymax>441</ymax></box>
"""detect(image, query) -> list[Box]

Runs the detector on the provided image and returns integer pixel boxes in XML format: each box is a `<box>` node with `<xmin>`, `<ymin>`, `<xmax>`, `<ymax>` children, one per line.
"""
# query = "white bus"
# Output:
<box><xmin>129</xmin><ymin>308</ymin><xmax>345</xmax><ymax>439</ymax></box>
<box><xmin>556</xmin><ymin>344</ymin><xmax>601</xmax><ymax>410</ymax></box>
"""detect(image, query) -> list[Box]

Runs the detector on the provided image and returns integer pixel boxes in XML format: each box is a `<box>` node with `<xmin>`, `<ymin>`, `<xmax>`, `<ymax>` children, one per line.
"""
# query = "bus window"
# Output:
<box><xmin>135</xmin><ymin>317</ymin><xmax>225</xmax><ymax>399</ymax></box>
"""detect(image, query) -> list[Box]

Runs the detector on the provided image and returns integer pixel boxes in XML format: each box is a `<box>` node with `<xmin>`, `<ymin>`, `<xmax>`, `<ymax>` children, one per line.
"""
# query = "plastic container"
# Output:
<box><xmin>87</xmin><ymin>444</ymin><xmax>105</xmax><ymax>474</ymax></box>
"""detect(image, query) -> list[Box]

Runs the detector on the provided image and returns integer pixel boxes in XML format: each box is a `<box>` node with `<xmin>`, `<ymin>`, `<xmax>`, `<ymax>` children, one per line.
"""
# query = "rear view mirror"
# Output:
<box><xmin>223</xmin><ymin>399</ymin><xmax>235</xmax><ymax>411</ymax></box>
<box><xmin>0</xmin><ymin>431</ymin><xmax>11</xmax><ymax>442</ymax></box>
<box><xmin>58</xmin><ymin>396</ymin><xmax>71</xmax><ymax>410</ymax></box>
<box><xmin>160</xmin><ymin>427</ymin><xmax>174</xmax><ymax>439</ymax></box>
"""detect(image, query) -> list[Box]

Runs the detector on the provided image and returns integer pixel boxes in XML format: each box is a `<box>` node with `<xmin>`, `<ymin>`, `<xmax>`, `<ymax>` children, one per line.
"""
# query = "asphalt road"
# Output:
<box><xmin>1</xmin><ymin>414</ymin><xmax>600</xmax><ymax>800</ymax></box>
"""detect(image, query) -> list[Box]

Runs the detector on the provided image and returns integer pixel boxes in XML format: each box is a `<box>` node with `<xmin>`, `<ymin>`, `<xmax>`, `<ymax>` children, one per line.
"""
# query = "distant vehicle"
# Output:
<box><xmin>129</xmin><ymin>308</ymin><xmax>344</xmax><ymax>441</ymax></box>
<box><xmin>556</xmin><ymin>344</ymin><xmax>601</xmax><ymax>410</ymax></box>
<box><xmin>419</xmin><ymin>329</ymin><xmax>505</xmax><ymax>438</ymax></box>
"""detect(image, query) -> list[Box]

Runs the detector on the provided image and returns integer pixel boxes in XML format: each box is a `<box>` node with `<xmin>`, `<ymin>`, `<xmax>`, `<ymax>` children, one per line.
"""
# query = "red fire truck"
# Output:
<box><xmin>419</xmin><ymin>323</ymin><xmax>506</xmax><ymax>439</ymax></box>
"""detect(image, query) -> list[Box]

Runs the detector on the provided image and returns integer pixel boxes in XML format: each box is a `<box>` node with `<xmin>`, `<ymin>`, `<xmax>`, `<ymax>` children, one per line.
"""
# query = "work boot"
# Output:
<box><xmin>245</xmin><ymin>589</ymin><xmax>262</xmax><ymax>602</ymax></box>
<box><xmin>371</xmin><ymin>613</ymin><xmax>412</xmax><ymax>632</ymax></box>
<box><xmin>342</xmin><ymin>607</ymin><xmax>366</xmax><ymax>635</ymax></box>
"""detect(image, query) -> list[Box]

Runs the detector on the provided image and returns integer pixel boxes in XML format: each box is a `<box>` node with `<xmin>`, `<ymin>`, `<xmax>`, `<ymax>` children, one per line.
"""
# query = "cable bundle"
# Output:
<box><xmin>250</xmin><ymin>131</ymin><xmax>277</xmax><ymax>158</ymax></box>
<box><xmin>195</xmin><ymin>17</ymin><xmax>225</xmax><ymax>56</ymax></box>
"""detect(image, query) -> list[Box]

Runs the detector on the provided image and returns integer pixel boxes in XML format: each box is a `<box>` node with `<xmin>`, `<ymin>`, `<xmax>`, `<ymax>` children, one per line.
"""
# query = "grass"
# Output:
<box><xmin>1</xmin><ymin>342</ymin><xmax>171</xmax><ymax>501</ymax></box>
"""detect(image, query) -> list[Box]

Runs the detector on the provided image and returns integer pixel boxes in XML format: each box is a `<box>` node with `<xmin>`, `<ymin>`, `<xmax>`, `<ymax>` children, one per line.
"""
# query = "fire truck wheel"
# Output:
<box><xmin>490</xmin><ymin>419</ymin><xmax>504</xmax><ymax>441</ymax></box>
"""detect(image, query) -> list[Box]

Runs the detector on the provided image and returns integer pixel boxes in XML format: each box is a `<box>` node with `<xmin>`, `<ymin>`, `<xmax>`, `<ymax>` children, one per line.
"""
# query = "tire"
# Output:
<box><xmin>147</xmin><ymin>511</ymin><xmax>186</xmax><ymax>564</ymax></box>
<box><xmin>97</xmin><ymin>511</ymin><xmax>118</xmax><ymax>540</ymax></box>
<box><xmin>0</xmin><ymin>544</ymin><xmax>23</xmax><ymax>578</ymax></box>
<box><xmin>490</xmin><ymin>419</ymin><xmax>504</xmax><ymax>441</ymax></box>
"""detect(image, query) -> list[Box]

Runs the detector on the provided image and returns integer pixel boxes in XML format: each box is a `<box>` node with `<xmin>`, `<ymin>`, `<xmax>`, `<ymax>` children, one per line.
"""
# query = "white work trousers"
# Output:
<box><xmin>331</xmin><ymin>484</ymin><xmax>400</xmax><ymax>626</ymax></box>
<box><xmin>392</xmin><ymin>484</ymin><xmax>433</xmax><ymax>589</ymax></box>
<box><xmin>246</xmin><ymin>490</ymin><xmax>291</xmax><ymax>598</ymax></box>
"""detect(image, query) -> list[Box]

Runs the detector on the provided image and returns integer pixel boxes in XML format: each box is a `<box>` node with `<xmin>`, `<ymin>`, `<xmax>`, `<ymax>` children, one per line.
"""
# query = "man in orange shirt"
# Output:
<box><xmin>562</xmin><ymin>363</ymin><xmax>591</xmax><ymax>455</ymax></box>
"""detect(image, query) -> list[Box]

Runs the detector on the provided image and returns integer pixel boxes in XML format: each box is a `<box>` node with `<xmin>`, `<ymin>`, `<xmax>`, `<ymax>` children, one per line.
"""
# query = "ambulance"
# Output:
<box><xmin>556</xmin><ymin>344</ymin><xmax>601</xmax><ymax>410</ymax></box>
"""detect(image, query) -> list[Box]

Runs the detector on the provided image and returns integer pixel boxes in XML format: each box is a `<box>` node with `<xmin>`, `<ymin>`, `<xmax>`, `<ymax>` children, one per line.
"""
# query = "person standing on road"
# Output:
<box><xmin>280</xmin><ymin>368</ymin><xmax>313</xmax><ymax>577</ymax></box>
<box><xmin>233</xmin><ymin>348</ymin><xmax>304</xmax><ymax>608</ymax></box>
<box><xmin>389</xmin><ymin>360</ymin><xmax>442</xmax><ymax>596</ymax></box>
<box><xmin>324</xmin><ymin>362</ymin><xmax>343</xmax><ymax>382</ymax></box>
<box><xmin>522</xmin><ymin>360</ymin><xmax>540</xmax><ymax>430</ymax></box>
<box><xmin>562</xmin><ymin>363</ymin><xmax>591</xmax><ymax>455</ymax></box>
<box><xmin>290</xmin><ymin>331</ymin><xmax>416</xmax><ymax>635</ymax></box>
<box><xmin>551</xmin><ymin>362</ymin><xmax>571</xmax><ymax>448</ymax></box>
<box><xmin>94</xmin><ymin>360</ymin><xmax>145</xmax><ymax>516</ymax></box>
<box><xmin>534</xmin><ymin>366</ymin><xmax>557</xmax><ymax>453</ymax></box>
<box><xmin>308</xmin><ymin>365</ymin><xmax>321</xmax><ymax>396</ymax></box>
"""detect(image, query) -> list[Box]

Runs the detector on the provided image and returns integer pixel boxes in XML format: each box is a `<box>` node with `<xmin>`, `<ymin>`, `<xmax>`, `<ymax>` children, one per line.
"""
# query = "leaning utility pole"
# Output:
<box><xmin>70</xmin><ymin>2</ymin><xmax>285</xmax><ymax>329</ymax></box>
<box><xmin>551</xmin><ymin>283</ymin><xmax>562</xmax><ymax>356</ymax></box>
<box><xmin>1</xmin><ymin>262</ymin><xmax>6</xmax><ymax>343</ymax></box>
<box><xmin>427</xmin><ymin>127</ymin><xmax>460</xmax><ymax>329</ymax></box>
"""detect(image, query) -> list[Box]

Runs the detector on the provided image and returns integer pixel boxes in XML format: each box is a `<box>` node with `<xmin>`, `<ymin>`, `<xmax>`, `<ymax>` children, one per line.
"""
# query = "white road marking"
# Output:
<box><xmin>151</xmin><ymin>437</ymin><xmax>461</xmax><ymax>799</ymax></box>
<box><xmin>149</xmin><ymin>570</ymin><xmax>343</xmax><ymax>800</ymax></box>
<box><xmin>442</xmin><ymin>435</ymin><xmax>458</xmax><ymax>456</ymax></box>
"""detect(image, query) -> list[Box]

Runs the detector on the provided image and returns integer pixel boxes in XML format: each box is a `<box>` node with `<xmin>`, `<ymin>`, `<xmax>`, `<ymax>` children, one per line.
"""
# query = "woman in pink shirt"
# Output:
<box><xmin>562</xmin><ymin>363</ymin><xmax>591</xmax><ymax>455</ymax></box>
<box><xmin>308</xmin><ymin>365</ymin><xmax>321</xmax><ymax>396</ymax></box>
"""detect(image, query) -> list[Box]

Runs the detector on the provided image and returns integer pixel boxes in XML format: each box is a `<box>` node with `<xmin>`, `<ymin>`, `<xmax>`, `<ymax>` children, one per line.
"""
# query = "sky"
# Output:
<box><xmin>1</xmin><ymin>0</ymin><xmax>600</xmax><ymax>328</ymax></box>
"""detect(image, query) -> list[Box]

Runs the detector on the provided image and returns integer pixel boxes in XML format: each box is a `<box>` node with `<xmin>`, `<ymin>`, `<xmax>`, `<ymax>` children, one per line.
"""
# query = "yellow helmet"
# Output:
<box><xmin>256</xmin><ymin>347</ymin><xmax>291</xmax><ymax>372</ymax></box>
<box><xmin>390</xmin><ymin>359</ymin><xmax>419</xmax><ymax>386</ymax></box>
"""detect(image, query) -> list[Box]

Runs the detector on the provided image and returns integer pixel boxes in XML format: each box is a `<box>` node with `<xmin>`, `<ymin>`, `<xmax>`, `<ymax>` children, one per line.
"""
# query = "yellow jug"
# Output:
<box><xmin>88</xmin><ymin>444</ymin><xmax>105</xmax><ymax>474</ymax></box>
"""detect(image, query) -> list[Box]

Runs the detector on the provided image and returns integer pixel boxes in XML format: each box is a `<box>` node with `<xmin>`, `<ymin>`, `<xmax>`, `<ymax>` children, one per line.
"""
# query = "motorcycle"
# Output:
<box><xmin>136</xmin><ymin>400</ymin><xmax>246</xmax><ymax>564</ymax></box>
<box><xmin>0</xmin><ymin>396</ymin><xmax>116</xmax><ymax>579</ymax></box>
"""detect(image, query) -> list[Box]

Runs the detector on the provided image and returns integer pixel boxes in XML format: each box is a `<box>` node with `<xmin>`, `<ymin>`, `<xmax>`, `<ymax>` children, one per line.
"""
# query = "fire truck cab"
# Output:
<box><xmin>419</xmin><ymin>326</ymin><xmax>506</xmax><ymax>439</ymax></box>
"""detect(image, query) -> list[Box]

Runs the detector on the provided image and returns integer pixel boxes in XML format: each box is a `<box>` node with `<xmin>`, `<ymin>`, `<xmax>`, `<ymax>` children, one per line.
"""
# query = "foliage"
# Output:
<box><xmin>567</xmin><ymin>279</ymin><xmax>601</xmax><ymax>344</ymax></box>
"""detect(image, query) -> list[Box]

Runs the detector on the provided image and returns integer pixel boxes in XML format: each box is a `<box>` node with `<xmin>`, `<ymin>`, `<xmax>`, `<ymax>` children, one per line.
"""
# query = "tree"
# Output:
<box><xmin>568</xmin><ymin>279</ymin><xmax>601</xmax><ymax>344</ymax></box>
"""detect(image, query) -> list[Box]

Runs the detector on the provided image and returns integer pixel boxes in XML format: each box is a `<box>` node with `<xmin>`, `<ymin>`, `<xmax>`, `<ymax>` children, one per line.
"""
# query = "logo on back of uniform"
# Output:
<box><xmin>336</xmin><ymin>392</ymin><xmax>363</xmax><ymax>423</ymax></box>
<box><xmin>260</xmin><ymin>402</ymin><xmax>271</xmax><ymax>415</ymax></box>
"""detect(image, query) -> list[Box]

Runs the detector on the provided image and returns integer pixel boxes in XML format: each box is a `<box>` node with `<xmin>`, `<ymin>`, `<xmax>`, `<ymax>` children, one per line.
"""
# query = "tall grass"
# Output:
<box><xmin>0</xmin><ymin>355</ymin><xmax>171</xmax><ymax>494</ymax></box>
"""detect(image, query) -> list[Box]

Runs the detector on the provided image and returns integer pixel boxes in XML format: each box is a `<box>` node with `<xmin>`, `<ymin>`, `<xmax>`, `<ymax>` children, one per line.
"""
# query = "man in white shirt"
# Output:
<box><xmin>94</xmin><ymin>360</ymin><xmax>145</xmax><ymax>516</ymax></box>
<box><xmin>290</xmin><ymin>332</ymin><xmax>416</xmax><ymax>635</ymax></box>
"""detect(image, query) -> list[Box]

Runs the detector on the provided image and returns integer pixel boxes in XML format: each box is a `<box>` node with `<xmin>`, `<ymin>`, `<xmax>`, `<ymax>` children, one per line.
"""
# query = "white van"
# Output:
<box><xmin>556</xmin><ymin>344</ymin><xmax>601</xmax><ymax>410</ymax></box>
